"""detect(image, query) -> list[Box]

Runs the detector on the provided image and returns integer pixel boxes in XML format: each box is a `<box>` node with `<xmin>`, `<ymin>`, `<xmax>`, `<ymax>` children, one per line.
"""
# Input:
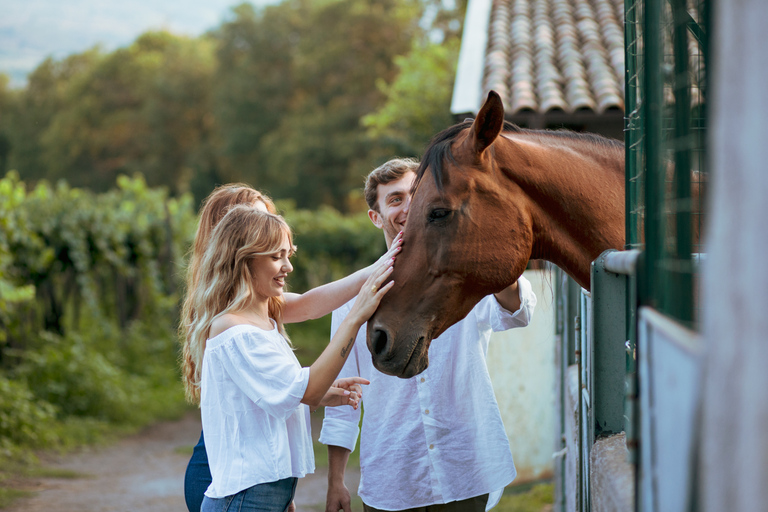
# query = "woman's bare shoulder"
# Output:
<box><xmin>209</xmin><ymin>314</ymin><xmax>247</xmax><ymax>339</ymax></box>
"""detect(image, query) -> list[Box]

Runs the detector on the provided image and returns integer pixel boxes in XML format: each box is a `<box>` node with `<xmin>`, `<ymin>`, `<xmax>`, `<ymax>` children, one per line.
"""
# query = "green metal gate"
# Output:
<box><xmin>625</xmin><ymin>0</ymin><xmax>709</xmax><ymax>329</ymax></box>
<box><xmin>554</xmin><ymin>1</ymin><xmax>710</xmax><ymax>510</ymax></box>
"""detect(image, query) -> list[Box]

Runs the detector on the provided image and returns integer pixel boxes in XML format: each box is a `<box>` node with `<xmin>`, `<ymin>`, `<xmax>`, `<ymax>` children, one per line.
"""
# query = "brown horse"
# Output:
<box><xmin>367</xmin><ymin>91</ymin><xmax>625</xmax><ymax>378</ymax></box>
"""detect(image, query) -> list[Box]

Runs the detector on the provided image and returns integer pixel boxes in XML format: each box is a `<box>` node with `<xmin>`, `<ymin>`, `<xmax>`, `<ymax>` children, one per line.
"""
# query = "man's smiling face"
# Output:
<box><xmin>368</xmin><ymin>171</ymin><xmax>415</xmax><ymax>248</ymax></box>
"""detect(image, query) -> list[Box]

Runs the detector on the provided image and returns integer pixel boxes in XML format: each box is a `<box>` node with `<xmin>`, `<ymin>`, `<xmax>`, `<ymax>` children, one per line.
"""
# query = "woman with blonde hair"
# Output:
<box><xmin>182</xmin><ymin>184</ymin><xmax>401</xmax><ymax>512</ymax></box>
<box><xmin>183</xmin><ymin>206</ymin><xmax>394</xmax><ymax>512</ymax></box>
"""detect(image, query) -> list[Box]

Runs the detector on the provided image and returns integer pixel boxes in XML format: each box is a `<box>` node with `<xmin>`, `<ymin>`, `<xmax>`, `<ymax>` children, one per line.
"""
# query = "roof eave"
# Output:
<box><xmin>450</xmin><ymin>0</ymin><xmax>493</xmax><ymax>117</ymax></box>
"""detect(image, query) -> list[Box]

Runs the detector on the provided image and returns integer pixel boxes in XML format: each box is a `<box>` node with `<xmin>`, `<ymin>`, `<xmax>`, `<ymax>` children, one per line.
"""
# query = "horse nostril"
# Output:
<box><xmin>372</xmin><ymin>329</ymin><xmax>390</xmax><ymax>357</ymax></box>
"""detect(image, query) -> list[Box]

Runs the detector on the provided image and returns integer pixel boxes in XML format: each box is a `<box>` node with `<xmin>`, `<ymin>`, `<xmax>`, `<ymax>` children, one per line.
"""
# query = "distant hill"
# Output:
<box><xmin>0</xmin><ymin>0</ymin><xmax>278</xmax><ymax>87</ymax></box>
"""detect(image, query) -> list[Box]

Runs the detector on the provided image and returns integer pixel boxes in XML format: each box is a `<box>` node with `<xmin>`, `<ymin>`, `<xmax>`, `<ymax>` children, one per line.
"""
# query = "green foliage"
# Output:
<box><xmin>263</xmin><ymin>0</ymin><xmax>420</xmax><ymax>210</ymax></box>
<box><xmin>210</xmin><ymin>2</ymin><xmax>301</xmax><ymax>192</ymax></box>
<box><xmin>0</xmin><ymin>171</ymin><xmax>41</xmax><ymax>347</ymax></box>
<box><xmin>212</xmin><ymin>0</ymin><xmax>420</xmax><ymax>211</ymax></box>
<box><xmin>282</xmin><ymin>203</ymin><xmax>385</xmax><ymax>291</ymax></box>
<box><xmin>7</xmin><ymin>34</ymin><xmax>215</xmax><ymax>195</ymax></box>
<box><xmin>0</xmin><ymin>74</ymin><xmax>12</xmax><ymax>176</ymax></box>
<box><xmin>13</xmin><ymin>332</ymin><xmax>145</xmax><ymax>423</ymax></box>
<box><xmin>363</xmin><ymin>37</ymin><xmax>460</xmax><ymax>157</ymax></box>
<box><xmin>4</xmin><ymin>50</ymin><xmax>103</xmax><ymax>183</ymax></box>
<box><xmin>0</xmin><ymin>0</ymin><xmax>466</xmax><ymax>211</ymax></box>
<box><xmin>0</xmin><ymin>172</ymin><xmax>385</xmax><ymax>467</ymax></box>
<box><xmin>0</xmin><ymin>173</ymin><xmax>195</xmax><ymax>469</ymax></box>
<box><xmin>13</xmin><ymin>329</ymin><xmax>186</xmax><ymax>426</ymax></box>
<box><xmin>0</xmin><ymin>375</ymin><xmax>58</xmax><ymax>452</ymax></box>
<box><xmin>0</xmin><ymin>173</ymin><xmax>195</xmax><ymax>339</ymax></box>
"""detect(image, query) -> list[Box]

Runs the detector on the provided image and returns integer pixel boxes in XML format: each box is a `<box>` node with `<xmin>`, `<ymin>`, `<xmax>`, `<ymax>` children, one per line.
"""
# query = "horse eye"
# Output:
<box><xmin>428</xmin><ymin>209</ymin><xmax>451</xmax><ymax>222</ymax></box>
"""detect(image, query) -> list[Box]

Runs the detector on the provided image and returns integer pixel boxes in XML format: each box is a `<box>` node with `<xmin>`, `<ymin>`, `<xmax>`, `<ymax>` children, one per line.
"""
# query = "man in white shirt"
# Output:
<box><xmin>320</xmin><ymin>158</ymin><xmax>537</xmax><ymax>512</ymax></box>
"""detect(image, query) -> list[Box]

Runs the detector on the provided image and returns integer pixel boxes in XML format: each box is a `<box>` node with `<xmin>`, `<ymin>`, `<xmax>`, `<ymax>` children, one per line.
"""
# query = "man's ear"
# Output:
<box><xmin>368</xmin><ymin>209</ymin><xmax>384</xmax><ymax>229</ymax></box>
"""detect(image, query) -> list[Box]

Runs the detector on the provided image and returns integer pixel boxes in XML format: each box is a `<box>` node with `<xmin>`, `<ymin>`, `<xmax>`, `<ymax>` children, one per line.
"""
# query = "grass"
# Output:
<box><xmin>20</xmin><ymin>467</ymin><xmax>83</xmax><ymax>479</ymax></box>
<box><xmin>495</xmin><ymin>481</ymin><xmax>554</xmax><ymax>512</ymax></box>
<box><xmin>0</xmin><ymin>488</ymin><xmax>32</xmax><ymax>509</ymax></box>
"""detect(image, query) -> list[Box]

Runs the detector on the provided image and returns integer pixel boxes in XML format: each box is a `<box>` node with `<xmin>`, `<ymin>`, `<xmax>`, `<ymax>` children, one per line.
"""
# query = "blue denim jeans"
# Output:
<box><xmin>201</xmin><ymin>477</ymin><xmax>298</xmax><ymax>512</ymax></box>
<box><xmin>184</xmin><ymin>430</ymin><xmax>212</xmax><ymax>512</ymax></box>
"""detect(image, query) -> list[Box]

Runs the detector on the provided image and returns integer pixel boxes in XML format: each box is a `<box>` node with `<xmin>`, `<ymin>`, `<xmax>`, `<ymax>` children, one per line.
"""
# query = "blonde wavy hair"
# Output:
<box><xmin>187</xmin><ymin>183</ymin><xmax>277</xmax><ymax>292</ymax></box>
<box><xmin>179</xmin><ymin>183</ymin><xmax>282</xmax><ymax>403</ymax></box>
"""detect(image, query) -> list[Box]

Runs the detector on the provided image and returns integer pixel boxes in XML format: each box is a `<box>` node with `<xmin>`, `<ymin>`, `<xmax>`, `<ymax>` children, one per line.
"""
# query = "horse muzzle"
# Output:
<box><xmin>367</xmin><ymin>323</ymin><xmax>430</xmax><ymax>378</ymax></box>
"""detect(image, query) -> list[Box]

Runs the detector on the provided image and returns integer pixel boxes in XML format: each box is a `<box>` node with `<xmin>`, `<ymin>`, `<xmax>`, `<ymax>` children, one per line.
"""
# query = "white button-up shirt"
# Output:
<box><xmin>201</xmin><ymin>323</ymin><xmax>313</xmax><ymax>499</ymax></box>
<box><xmin>319</xmin><ymin>276</ymin><xmax>536</xmax><ymax>510</ymax></box>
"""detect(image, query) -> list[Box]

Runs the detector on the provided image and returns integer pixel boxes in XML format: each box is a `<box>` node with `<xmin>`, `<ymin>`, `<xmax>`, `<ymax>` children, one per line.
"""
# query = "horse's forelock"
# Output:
<box><xmin>414</xmin><ymin>120</ymin><xmax>473</xmax><ymax>194</ymax></box>
<box><xmin>413</xmin><ymin>120</ymin><xmax>526</xmax><ymax>195</ymax></box>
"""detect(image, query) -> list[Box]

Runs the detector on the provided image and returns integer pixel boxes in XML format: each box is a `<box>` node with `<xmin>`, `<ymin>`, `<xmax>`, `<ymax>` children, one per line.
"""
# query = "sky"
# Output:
<box><xmin>0</xmin><ymin>0</ymin><xmax>280</xmax><ymax>87</ymax></box>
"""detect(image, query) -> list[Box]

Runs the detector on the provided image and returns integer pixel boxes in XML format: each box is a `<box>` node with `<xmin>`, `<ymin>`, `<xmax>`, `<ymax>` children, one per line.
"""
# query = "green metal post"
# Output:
<box><xmin>672</xmin><ymin>0</ymin><xmax>693</xmax><ymax>324</ymax></box>
<box><xmin>590</xmin><ymin>250</ymin><xmax>629</xmax><ymax>436</ymax></box>
<box><xmin>643</xmin><ymin>0</ymin><xmax>663</xmax><ymax>309</ymax></box>
<box><xmin>625</xmin><ymin>0</ymin><xmax>637</xmax><ymax>250</ymax></box>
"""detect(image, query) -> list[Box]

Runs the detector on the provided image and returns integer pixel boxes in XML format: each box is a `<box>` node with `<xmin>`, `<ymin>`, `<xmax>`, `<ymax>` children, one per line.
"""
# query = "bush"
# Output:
<box><xmin>13</xmin><ymin>332</ymin><xmax>144</xmax><ymax>424</ymax></box>
<box><xmin>0</xmin><ymin>172</ymin><xmax>382</xmax><ymax>461</ymax></box>
<box><xmin>0</xmin><ymin>375</ymin><xmax>58</xmax><ymax>453</ymax></box>
<box><xmin>281</xmin><ymin>203</ymin><xmax>384</xmax><ymax>292</ymax></box>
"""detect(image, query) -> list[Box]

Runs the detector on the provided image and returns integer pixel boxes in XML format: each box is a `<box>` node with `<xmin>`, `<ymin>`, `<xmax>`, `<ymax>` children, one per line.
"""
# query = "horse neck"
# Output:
<box><xmin>497</xmin><ymin>132</ymin><xmax>625</xmax><ymax>290</ymax></box>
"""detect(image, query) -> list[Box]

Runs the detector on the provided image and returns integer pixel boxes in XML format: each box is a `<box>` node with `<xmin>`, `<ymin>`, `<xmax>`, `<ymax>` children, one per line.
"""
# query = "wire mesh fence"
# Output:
<box><xmin>625</xmin><ymin>0</ymin><xmax>709</xmax><ymax>330</ymax></box>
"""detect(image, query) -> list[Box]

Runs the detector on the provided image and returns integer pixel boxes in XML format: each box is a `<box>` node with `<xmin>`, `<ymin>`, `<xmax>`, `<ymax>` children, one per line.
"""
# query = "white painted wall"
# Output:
<box><xmin>700</xmin><ymin>1</ymin><xmax>768</xmax><ymax>509</ymax></box>
<box><xmin>487</xmin><ymin>269</ymin><xmax>556</xmax><ymax>483</ymax></box>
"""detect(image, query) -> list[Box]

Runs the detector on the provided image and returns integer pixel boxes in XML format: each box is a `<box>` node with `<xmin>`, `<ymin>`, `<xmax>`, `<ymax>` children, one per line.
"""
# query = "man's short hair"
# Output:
<box><xmin>364</xmin><ymin>158</ymin><xmax>419</xmax><ymax>211</ymax></box>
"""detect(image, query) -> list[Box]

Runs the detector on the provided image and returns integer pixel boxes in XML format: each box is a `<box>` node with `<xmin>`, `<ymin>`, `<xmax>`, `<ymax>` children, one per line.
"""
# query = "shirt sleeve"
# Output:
<box><xmin>474</xmin><ymin>274</ymin><xmax>537</xmax><ymax>331</ymax></box>
<box><xmin>218</xmin><ymin>330</ymin><xmax>310</xmax><ymax>421</ymax></box>
<box><xmin>319</xmin><ymin>305</ymin><xmax>363</xmax><ymax>452</ymax></box>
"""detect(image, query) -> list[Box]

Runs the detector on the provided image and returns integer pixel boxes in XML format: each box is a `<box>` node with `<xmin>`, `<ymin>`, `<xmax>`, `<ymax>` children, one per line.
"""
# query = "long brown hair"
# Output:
<box><xmin>180</xmin><ymin>184</ymin><xmax>279</xmax><ymax>403</ymax></box>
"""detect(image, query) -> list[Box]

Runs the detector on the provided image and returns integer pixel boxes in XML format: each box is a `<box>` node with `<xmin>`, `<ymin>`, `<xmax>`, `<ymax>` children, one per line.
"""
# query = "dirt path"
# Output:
<box><xmin>3</xmin><ymin>411</ymin><xmax>360</xmax><ymax>512</ymax></box>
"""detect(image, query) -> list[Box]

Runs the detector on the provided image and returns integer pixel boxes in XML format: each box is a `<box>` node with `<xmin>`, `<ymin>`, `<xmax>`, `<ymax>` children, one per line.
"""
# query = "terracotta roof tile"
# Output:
<box><xmin>481</xmin><ymin>0</ymin><xmax>625</xmax><ymax>115</ymax></box>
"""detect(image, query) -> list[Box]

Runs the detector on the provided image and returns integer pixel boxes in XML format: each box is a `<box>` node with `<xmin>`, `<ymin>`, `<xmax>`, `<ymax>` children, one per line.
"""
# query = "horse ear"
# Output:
<box><xmin>467</xmin><ymin>91</ymin><xmax>505</xmax><ymax>155</ymax></box>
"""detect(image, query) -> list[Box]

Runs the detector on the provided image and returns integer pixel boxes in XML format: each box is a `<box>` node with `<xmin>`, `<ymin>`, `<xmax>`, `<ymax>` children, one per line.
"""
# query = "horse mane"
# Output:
<box><xmin>414</xmin><ymin>119</ymin><xmax>624</xmax><ymax>193</ymax></box>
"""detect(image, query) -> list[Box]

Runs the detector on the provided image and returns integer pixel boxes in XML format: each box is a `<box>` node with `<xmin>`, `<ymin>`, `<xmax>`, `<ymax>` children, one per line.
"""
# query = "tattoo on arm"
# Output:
<box><xmin>340</xmin><ymin>337</ymin><xmax>355</xmax><ymax>357</ymax></box>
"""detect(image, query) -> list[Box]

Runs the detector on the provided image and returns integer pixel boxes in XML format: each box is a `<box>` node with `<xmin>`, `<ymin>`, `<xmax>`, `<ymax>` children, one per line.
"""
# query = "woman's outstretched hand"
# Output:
<box><xmin>320</xmin><ymin>377</ymin><xmax>371</xmax><ymax>409</ymax></box>
<box><xmin>347</xmin><ymin>253</ymin><xmax>396</xmax><ymax>326</ymax></box>
<box><xmin>368</xmin><ymin>231</ymin><xmax>402</xmax><ymax>274</ymax></box>
<box><xmin>353</xmin><ymin>230</ymin><xmax>402</xmax><ymax>284</ymax></box>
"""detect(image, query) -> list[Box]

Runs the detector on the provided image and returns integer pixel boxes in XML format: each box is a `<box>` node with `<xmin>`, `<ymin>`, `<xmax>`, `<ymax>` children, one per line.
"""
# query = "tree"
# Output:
<box><xmin>37</xmin><ymin>33</ymin><xmax>215</xmax><ymax>194</ymax></box>
<box><xmin>419</xmin><ymin>0</ymin><xmax>468</xmax><ymax>43</ymax></box>
<box><xmin>0</xmin><ymin>74</ymin><xmax>12</xmax><ymax>175</ymax></box>
<box><xmin>5</xmin><ymin>51</ymin><xmax>100</xmax><ymax>183</ymax></box>
<box><xmin>209</xmin><ymin>1</ymin><xmax>303</xmax><ymax>198</ymax></box>
<box><xmin>259</xmin><ymin>0</ymin><xmax>420</xmax><ymax>211</ymax></box>
<box><xmin>362</xmin><ymin>37</ymin><xmax>460</xmax><ymax>158</ymax></box>
<box><xmin>3</xmin><ymin>0</ymin><xmax>464</xmax><ymax>208</ymax></box>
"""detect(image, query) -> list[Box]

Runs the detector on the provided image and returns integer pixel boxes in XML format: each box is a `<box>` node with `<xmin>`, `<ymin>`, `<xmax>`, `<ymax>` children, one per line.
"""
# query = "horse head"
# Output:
<box><xmin>366</xmin><ymin>91</ymin><xmax>535</xmax><ymax>378</ymax></box>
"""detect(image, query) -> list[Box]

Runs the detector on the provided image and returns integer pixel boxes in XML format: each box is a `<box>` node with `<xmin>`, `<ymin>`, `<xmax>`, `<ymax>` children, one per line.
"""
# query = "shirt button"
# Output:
<box><xmin>420</xmin><ymin>377</ymin><xmax>425</xmax><ymax>383</ymax></box>
<box><xmin>425</xmin><ymin>409</ymin><xmax>429</xmax><ymax>415</ymax></box>
<box><xmin>429</xmin><ymin>444</ymin><xmax>434</xmax><ymax>450</ymax></box>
